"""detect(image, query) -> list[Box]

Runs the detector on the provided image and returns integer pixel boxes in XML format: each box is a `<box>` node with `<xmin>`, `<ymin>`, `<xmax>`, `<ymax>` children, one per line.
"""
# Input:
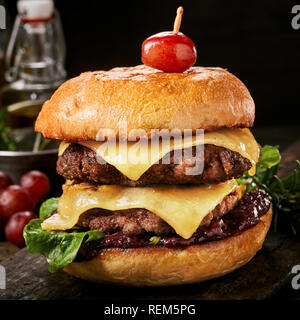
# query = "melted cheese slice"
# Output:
<box><xmin>59</xmin><ymin>128</ymin><xmax>259</xmax><ymax>180</ymax></box>
<box><xmin>42</xmin><ymin>179</ymin><xmax>238</xmax><ymax>239</ymax></box>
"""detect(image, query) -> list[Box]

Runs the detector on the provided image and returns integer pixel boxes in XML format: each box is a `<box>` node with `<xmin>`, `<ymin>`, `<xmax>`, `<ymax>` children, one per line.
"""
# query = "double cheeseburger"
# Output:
<box><xmin>31</xmin><ymin>65</ymin><xmax>272</xmax><ymax>286</ymax></box>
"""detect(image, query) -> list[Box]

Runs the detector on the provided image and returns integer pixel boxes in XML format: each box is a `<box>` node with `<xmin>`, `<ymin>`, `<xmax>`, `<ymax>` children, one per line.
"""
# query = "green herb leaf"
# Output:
<box><xmin>39</xmin><ymin>197</ymin><xmax>59</xmax><ymax>220</ymax></box>
<box><xmin>257</xmin><ymin>145</ymin><xmax>281</xmax><ymax>169</ymax></box>
<box><xmin>39</xmin><ymin>137</ymin><xmax>51</xmax><ymax>151</ymax></box>
<box><xmin>237</xmin><ymin>145</ymin><xmax>300</xmax><ymax>234</ymax></box>
<box><xmin>149</xmin><ymin>236</ymin><xmax>160</xmax><ymax>245</ymax></box>
<box><xmin>0</xmin><ymin>108</ymin><xmax>18</xmax><ymax>151</ymax></box>
<box><xmin>33</xmin><ymin>132</ymin><xmax>51</xmax><ymax>152</ymax></box>
<box><xmin>23</xmin><ymin>219</ymin><xmax>105</xmax><ymax>272</ymax></box>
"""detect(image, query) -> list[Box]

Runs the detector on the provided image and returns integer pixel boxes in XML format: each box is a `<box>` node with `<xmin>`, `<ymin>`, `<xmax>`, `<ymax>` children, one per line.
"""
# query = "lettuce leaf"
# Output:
<box><xmin>39</xmin><ymin>197</ymin><xmax>59</xmax><ymax>220</ymax></box>
<box><xmin>23</xmin><ymin>197</ymin><xmax>105</xmax><ymax>272</ymax></box>
<box><xmin>24</xmin><ymin>219</ymin><xmax>105</xmax><ymax>272</ymax></box>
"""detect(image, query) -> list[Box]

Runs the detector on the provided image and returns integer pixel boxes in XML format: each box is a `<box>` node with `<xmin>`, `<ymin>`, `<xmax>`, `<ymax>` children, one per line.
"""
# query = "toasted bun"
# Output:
<box><xmin>35</xmin><ymin>65</ymin><xmax>255</xmax><ymax>141</ymax></box>
<box><xmin>64</xmin><ymin>206</ymin><xmax>271</xmax><ymax>286</ymax></box>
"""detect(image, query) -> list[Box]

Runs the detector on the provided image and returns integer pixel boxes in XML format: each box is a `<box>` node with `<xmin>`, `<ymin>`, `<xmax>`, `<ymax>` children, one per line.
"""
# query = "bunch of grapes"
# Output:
<box><xmin>0</xmin><ymin>170</ymin><xmax>50</xmax><ymax>247</ymax></box>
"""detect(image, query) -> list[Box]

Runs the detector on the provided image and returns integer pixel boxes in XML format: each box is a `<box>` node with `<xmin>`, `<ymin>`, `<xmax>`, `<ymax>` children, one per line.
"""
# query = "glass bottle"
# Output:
<box><xmin>0</xmin><ymin>0</ymin><xmax>66</xmax><ymax>128</ymax></box>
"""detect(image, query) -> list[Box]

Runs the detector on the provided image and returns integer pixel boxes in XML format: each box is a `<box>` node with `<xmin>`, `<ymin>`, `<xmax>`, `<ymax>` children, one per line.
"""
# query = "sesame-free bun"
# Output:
<box><xmin>35</xmin><ymin>65</ymin><xmax>255</xmax><ymax>141</ymax></box>
<box><xmin>63</xmin><ymin>206</ymin><xmax>271</xmax><ymax>287</ymax></box>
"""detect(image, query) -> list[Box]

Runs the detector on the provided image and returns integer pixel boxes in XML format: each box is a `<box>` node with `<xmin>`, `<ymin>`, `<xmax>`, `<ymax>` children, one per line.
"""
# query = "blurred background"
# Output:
<box><xmin>3</xmin><ymin>0</ymin><xmax>300</xmax><ymax>127</ymax></box>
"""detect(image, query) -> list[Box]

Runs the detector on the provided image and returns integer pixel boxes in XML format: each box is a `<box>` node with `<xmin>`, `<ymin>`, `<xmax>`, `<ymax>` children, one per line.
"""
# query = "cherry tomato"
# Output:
<box><xmin>142</xmin><ymin>31</ymin><xmax>197</xmax><ymax>73</ymax></box>
<box><xmin>0</xmin><ymin>171</ymin><xmax>13</xmax><ymax>191</ymax></box>
<box><xmin>0</xmin><ymin>185</ymin><xmax>34</xmax><ymax>219</ymax></box>
<box><xmin>20</xmin><ymin>170</ymin><xmax>50</xmax><ymax>204</ymax></box>
<box><xmin>5</xmin><ymin>211</ymin><xmax>37</xmax><ymax>247</ymax></box>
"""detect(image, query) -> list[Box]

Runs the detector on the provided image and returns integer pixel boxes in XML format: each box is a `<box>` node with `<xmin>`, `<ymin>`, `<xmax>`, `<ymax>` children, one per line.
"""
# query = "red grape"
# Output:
<box><xmin>141</xmin><ymin>31</ymin><xmax>197</xmax><ymax>73</ymax></box>
<box><xmin>0</xmin><ymin>171</ymin><xmax>13</xmax><ymax>191</ymax></box>
<box><xmin>5</xmin><ymin>211</ymin><xmax>37</xmax><ymax>247</ymax></box>
<box><xmin>0</xmin><ymin>185</ymin><xmax>34</xmax><ymax>219</ymax></box>
<box><xmin>20</xmin><ymin>170</ymin><xmax>51</xmax><ymax>204</ymax></box>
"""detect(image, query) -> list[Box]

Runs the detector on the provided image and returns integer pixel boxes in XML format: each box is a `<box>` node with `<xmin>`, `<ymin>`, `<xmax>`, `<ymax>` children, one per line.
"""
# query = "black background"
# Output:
<box><xmin>4</xmin><ymin>0</ymin><xmax>300</xmax><ymax>126</ymax></box>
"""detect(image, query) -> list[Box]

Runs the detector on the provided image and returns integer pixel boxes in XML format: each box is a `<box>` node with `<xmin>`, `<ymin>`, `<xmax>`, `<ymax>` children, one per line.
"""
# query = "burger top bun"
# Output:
<box><xmin>35</xmin><ymin>65</ymin><xmax>255</xmax><ymax>141</ymax></box>
<box><xmin>63</xmin><ymin>207</ymin><xmax>272</xmax><ymax>286</ymax></box>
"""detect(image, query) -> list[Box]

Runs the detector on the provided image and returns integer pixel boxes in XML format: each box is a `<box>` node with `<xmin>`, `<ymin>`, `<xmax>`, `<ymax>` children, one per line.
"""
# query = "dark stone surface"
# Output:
<box><xmin>0</xmin><ymin>241</ymin><xmax>18</xmax><ymax>264</ymax></box>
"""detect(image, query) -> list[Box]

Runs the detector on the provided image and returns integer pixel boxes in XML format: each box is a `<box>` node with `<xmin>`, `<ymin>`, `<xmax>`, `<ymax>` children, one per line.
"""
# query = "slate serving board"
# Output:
<box><xmin>0</xmin><ymin>140</ymin><xmax>300</xmax><ymax>300</ymax></box>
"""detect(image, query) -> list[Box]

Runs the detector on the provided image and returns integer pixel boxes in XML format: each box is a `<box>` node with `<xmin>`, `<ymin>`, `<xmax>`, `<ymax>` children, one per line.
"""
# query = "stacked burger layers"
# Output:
<box><xmin>32</xmin><ymin>65</ymin><xmax>272</xmax><ymax>286</ymax></box>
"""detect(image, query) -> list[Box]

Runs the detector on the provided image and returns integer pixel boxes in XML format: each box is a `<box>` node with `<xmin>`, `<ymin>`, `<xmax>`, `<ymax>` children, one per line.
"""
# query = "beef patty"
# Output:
<box><xmin>77</xmin><ymin>191</ymin><xmax>239</xmax><ymax>236</ymax></box>
<box><xmin>57</xmin><ymin>143</ymin><xmax>251</xmax><ymax>186</ymax></box>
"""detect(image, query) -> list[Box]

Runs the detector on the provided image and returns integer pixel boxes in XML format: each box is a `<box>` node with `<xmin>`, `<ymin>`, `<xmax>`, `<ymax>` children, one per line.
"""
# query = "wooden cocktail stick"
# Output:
<box><xmin>173</xmin><ymin>6</ymin><xmax>183</xmax><ymax>34</ymax></box>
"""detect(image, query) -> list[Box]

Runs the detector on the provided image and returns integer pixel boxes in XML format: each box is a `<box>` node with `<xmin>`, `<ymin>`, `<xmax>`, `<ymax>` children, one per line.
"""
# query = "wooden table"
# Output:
<box><xmin>0</xmin><ymin>125</ymin><xmax>300</xmax><ymax>300</ymax></box>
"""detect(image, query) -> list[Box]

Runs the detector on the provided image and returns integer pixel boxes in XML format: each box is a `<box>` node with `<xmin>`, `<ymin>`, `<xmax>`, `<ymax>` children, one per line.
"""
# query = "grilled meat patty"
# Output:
<box><xmin>57</xmin><ymin>144</ymin><xmax>251</xmax><ymax>186</ymax></box>
<box><xmin>77</xmin><ymin>191</ymin><xmax>239</xmax><ymax>236</ymax></box>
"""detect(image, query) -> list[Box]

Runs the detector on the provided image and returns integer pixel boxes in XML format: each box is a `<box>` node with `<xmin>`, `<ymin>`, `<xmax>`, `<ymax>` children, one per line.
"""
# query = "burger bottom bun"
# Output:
<box><xmin>64</xmin><ymin>207</ymin><xmax>272</xmax><ymax>286</ymax></box>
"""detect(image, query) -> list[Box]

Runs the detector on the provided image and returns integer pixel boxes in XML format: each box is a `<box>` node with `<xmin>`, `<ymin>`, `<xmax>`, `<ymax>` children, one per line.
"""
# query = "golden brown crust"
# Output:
<box><xmin>35</xmin><ymin>65</ymin><xmax>255</xmax><ymax>141</ymax></box>
<box><xmin>64</xmin><ymin>206</ymin><xmax>272</xmax><ymax>286</ymax></box>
